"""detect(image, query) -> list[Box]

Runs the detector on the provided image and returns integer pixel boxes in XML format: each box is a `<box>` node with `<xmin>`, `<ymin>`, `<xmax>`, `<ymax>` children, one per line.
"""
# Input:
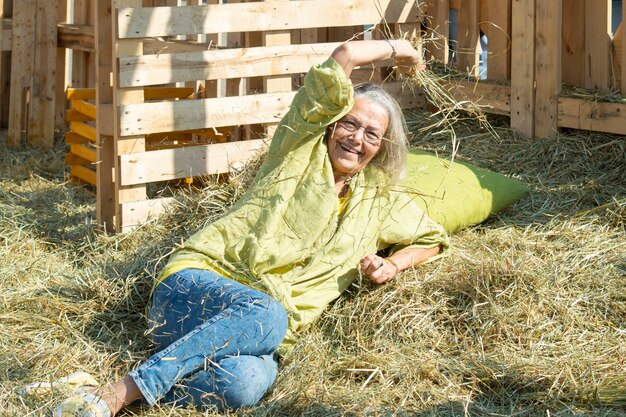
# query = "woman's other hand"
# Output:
<box><xmin>360</xmin><ymin>254</ymin><xmax>398</xmax><ymax>285</ymax></box>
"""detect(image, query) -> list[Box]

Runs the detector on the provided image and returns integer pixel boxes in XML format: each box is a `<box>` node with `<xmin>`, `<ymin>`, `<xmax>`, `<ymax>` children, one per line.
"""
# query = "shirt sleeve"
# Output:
<box><xmin>377</xmin><ymin>190</ymin><xmax>450</xmax><ymax>257</ymax></box>
<box><xmin>267</xmin><ymin>57</ymin><xmax>354</xmax><ymax>158</ymax></box>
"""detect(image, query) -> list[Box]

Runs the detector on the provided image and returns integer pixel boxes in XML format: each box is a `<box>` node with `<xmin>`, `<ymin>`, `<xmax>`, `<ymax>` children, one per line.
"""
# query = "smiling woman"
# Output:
<box><xmin>54</xmin><ymin>40</ymin><xmax>448</xmax><ymax>417</ymax></box>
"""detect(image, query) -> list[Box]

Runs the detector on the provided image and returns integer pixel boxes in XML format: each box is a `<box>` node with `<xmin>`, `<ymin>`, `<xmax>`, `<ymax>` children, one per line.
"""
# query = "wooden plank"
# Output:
<box><xmin>509</xmin><ymin>0</ymin><xmax>535</xmax><ymax>138</ymax></box>
<box><xmin>72</xmin><ymin>99</ymin><xmax>97</xmax><ymax>119</ymax></box>
<box><xmin>144</xmin><ymin>87</ymin><xmax>194</xmax><ymax>100</ymax></box>
<box><xmin>443</xmin><ymin>79</ymin><xmax>511</xmax><ymax>114</ymax></box>
<box><xmin>561</xmin><ymin>0</ymin><xmax>585</xmax><ymax>86</ymax></box>
<box><xmin>119</xmin><ymin>139</ymin><xmax>266</xmax><ymax>186</ymax></box>
<box><xmin>614</xmin><ymin>24</ymin><xmax>622</xmax><ymax>90</ymax></box>
<box><xmin>120</xmin><ymin>197</ymin><xmax>175</xmax><ymax>232</ymax></box>
<box><xmin>66</xmin><ymin>109</ymin><xmax>93</xmax><ymax>122</ymax></box>
<box><xmin>70</xmin><ymin>143</ymin><xmax>97</xmax><ymax>162</ymax></box>
<box><xmin>484</xmin><ymin>0</ymin><xmax>510</xmax><ymax>81</ymax></box>
<box><xmin>8</xmin><ymin>0</ymin><xmax>36</xmax><ymax>146</ymax></box>
<box><xmin>95</xmin><ymin>0</ymin><xmax>115</xmax><ymax>231</ymax></box>
<box><xmin>0</xmin><ymin>1</ymin><xmax>12</xmax><ymax>128</ymax></box>
<box><xmin>117</xmin><ymin>0</ymin><xmax>422</xmax><ymax>38</ymax></box>
<box><xmin>55</xmin><ymin>1</ymin><xmax>68</xmax><ymax>130</ymax></box>
<box><xmin>1</xmin><ymin>18</ymin><xmax>8</xmax><ymax>51</ymax></box>
<box><xmin>457</xmin><ymin>0</ymin><xmax>480</xmax><ymax>76</ymax></box>
<box><xmin>66</xmin><ymin>152</ymin><xmax>92</xmax><ymax>166</ymax></box>
<box><xmin>426</xmin><ymin>0</ymin><xmax>449</xmax><ymax>64</ymax></box>
<box><xmin>67</xmin><ymin>87</ymin><xmax>95</xmax><ymax>100</ymax></box>
<box><xmin>557</xmin><ymin>97</ymin><xmax>626</xmax><ymax>135</ymax></box>
<box><xmin>584</xmin><ymin>0</ymin><xmax>611</xmax><ymax>90</ymax></box>
<box><xmin>143</xmin><ymin>38</ymin><xmax>212</xmax><ymax>55</ymax></box>
<box><xmin>622</xmin><ymin>1</ymin><xmax>626</xmax><ymax>93</ymax></box>
<box><xmin>66</xmin><ymin>131</ymin><xmax>90</xmax><ymax>144</ymax></box>
<box><xmin>71</xmin><ymin>121</ymin><xmax>97</xmax><ymax>141</ymax></box>
<box><xmin>57</xmin><ymin>23</ymin><xmax>95</xmax><ymax>52</ymax></box>
<box><xmin>119</xmin><ymin>42</ymin><xmax>340</xmax><ymax>87</ymax></box>
<box><xmin>534</xmin><ymin>0</ymin><xmax>561</xmax><ymax>138</ymax></box>
<box><xmin>71</xmin><ymin>0</ymin><xmax>89</xmax><ymax>88</ymax></box>
<box><xmin>119</xmin><ymin>91</ymin><xmax>295</xmax><ymax>136</ymax></box>
<box><xmin>71</xmin><ymin>164</ymin><xmax>97</xmax><ymax>186</ymax></box>
<box><xmin>114</xmin><ymin>0</ymin><xmax>148</xmax><ymax>233</ymax></box>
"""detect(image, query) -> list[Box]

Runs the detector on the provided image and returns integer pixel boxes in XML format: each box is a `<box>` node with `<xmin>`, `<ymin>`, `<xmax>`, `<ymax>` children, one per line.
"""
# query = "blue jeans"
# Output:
<box><xmin>128</xmin><ymin>268</ymin><xmax>289</xmax><ymax>411</ymax></box>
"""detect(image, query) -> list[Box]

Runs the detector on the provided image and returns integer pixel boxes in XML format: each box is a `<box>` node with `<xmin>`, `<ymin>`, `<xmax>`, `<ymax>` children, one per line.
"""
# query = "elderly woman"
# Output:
<box><xmin>55</xmin><ymin>39</ymin><xmax>448</xmax><ymax>417</ymax></box>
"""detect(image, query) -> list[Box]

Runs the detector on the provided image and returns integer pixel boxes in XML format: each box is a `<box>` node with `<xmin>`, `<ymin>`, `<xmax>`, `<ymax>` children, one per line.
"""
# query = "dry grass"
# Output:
<box><xmin>1</xmin><ymin>115</ymin><xmax>624</xmax><ymax>416</ymax></box>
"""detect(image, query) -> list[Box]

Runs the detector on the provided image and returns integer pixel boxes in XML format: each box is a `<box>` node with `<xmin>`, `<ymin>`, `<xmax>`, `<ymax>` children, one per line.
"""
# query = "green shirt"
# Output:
<box><xmin>158</xmin><ymin>58</ymin><xmax>449</xmax><ymax>355</ymax></box>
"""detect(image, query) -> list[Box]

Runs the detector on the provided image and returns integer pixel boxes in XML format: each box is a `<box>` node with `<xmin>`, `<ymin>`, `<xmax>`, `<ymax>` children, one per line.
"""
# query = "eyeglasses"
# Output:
<box><xmin>335</xmin><ymin>119</ymin><xmax>384</xmax><ymax>145</ymax></box>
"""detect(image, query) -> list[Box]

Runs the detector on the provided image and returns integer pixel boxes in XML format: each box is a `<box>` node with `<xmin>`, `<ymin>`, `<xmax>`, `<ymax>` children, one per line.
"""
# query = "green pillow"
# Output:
<box><xmin>398</xmin><ymin>150</ymin><xmax>530</xmax><ymax>233</ymax></box>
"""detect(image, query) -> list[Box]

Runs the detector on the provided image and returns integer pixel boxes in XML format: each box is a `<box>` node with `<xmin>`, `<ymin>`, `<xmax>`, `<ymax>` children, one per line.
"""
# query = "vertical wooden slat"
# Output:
<box><xmin>484</xmin><ymin>0</ymin><xmax>511</xmax><ymax>81</ymax></box>
<box><xmin>28</xmin><ymin>0</ymin><xmax>57</xmax><ymax>148</ymax></box>
<box><xmin>55</xmin><ymin>0</ymin><xmax>68</xmax><ymax>129</ymax></box>
<box><xmin>427</xmin><ymin>0</ymin><xmax>449</xmax><ymax>64</ymax></box>
<box><xmin>96</xmin><ymin>0</ymin><xmax>116</xmax><ymax>232</ymax></box>
<box><xmin>263</xmin><ymin>0</ymin><xmax>292</xmax><ymax>137</ymax></box>
<box><xmin>72</xmin><ymin>0</ymin><xmax>89</xmax><ymax>88</ymax></box>
<box><xmin>8</xmin><ymin>0</ymin><xmax>36</xmax><ymax>146</ymax></box>
<box><xmin>622</xmin><ymin>1</ymin><xmax>626</xmax><ymax>93</ymax></box>
<box><xmin>510</xmin><ymin>0</ymin><xmax>535</xmax><ymax>138</ymax></box>
<box><xmin>0</xmin><ymin>0</ymin><xmax>11</xmax><ymax>128</ymax></box>
<box><xmin>585</xmin><ymin>0</ymin><xmax>611</xmax><ymax>90</ymax></box>
<box><xmin>561</xmin><ymin>0</ymin><xmax>585</xmax><ymax>86</ymax></box>
<box><xmin>534</xmin><ymin>0</ymin><xmax>561</xmax><ymax>138</ymax></box>
<box><xmin>114</xmin><ymin>0</ymin><xmax>147</xmax><ymax>232</ymax></box>
<box><xmin>0</xmin><ymin>0</ymin><xmax>3</xmax><ymax>119</ymax></box>
<box><xmin>457</xmin><ymin>0</ymin><xmax>480</xmax><ymax>76</ymax></box>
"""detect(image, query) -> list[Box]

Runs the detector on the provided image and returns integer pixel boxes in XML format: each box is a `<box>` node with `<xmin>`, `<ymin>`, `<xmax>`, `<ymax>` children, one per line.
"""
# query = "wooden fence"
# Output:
<box><xmin>1</xmin><ymin>0</ymin><xmax>624</xmax><ymax>232</ymax></box>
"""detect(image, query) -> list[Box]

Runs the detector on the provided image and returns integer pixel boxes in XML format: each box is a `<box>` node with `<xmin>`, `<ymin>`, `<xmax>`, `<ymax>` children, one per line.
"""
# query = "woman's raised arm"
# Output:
<box><xmin>330</xmin><ymin>39</ymin><xmax>424</xmax><ymax>79</ymax></box>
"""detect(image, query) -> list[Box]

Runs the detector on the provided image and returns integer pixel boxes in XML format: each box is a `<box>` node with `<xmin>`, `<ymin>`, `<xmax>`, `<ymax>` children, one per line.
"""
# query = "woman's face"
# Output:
<box><xmin>328</xmin><ymin>97</ymin><xmax>389</xmax><ymax>179</ymax></box>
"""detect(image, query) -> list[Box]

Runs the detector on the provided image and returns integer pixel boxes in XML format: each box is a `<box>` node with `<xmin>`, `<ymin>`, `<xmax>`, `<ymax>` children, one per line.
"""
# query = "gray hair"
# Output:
<box><xmin>353</xmin><ymin>83</ymin><xmax>408</xmax><ymax>184</ymax></box>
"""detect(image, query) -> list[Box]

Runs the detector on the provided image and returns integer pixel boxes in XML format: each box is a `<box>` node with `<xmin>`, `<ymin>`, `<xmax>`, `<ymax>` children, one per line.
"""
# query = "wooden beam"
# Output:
<box><xmin>584</xmin><ymin>0</ymin><xmax>611</xmax><ymax>90</ymax></box>
<box><xmin>70</xmin><ymin>143</ymin><xmax>97</xmax><ymax>162</ymax></box>
<box><xmin>95</xmin><ymin>0</ymin><xmax>115</xmax><ymax>232</ymax></box>
<box><xmin>534</xmin><ymin>0</ymin><xmax>561</xmax><ymax>138</ymax></box>
<box><xmin>113</xmin><ymin>0</ymin><xmax>148</xmax><ymax>233</ymax></box>
<box><xmin>119</xmin><ymin>92</ymin><xmax>296</xmax><ymax>136</ymax></box>
<box><xmin>622</xmin><ymin>1</ymin><xmax>626</xmax><ymax>93</ymax></box>
<box><xmin>0</xmin><ymin>1</ymin><xmax>11</xmax><ymax>128</ymax></box>
<box><xmin>120</xmin><ymin>197</ymin><xmax>175</xmax><ymax>232</ymax></box>
<box><xmin>119</xmin><ymin>139</ymin><xmax>266</xmax><ymax>186</ymax></box>
<box><xmin>118</xmin><ymin>43</ymin><xmax>340</xmax><ymax>88</ymax></box>
<box><xmin>557</xmin><ymin>97</ymin><xmax>626</xmax><ymax>135</ymax></box>
<box><xmin>55</xmin><ymin>1</ymin><xmax>68</xmax><ymax>130</ymax></box>
<box><xmin>117</xmin><ymin>0</ymin><xmax>422</xmax><ymax>38</ymax></box>
<box><xmin>510</xmin><ymin>0</ymin><xmax>535</xmax><ymax>138</ymax></box>
<box><xmin>57</xmin><ymin>23</ymin><xmax>95</xmax><ymax>52</ymax></box>
<box><xmin>71</xmin><ymin>164</ymin><xmax>97</xmax><ymax>186</ymax></box>
<box><xmin>444</xmin><ymin>79</ymin><xmax>511</xmax><ymax>114</ymax></box>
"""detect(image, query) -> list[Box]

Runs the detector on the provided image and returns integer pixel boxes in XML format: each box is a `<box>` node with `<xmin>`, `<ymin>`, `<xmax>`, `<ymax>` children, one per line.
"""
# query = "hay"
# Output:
<box><xmin>1</xmin><ymin>113</ymin><xmax>625</xmax><ymax>417</ymax></box>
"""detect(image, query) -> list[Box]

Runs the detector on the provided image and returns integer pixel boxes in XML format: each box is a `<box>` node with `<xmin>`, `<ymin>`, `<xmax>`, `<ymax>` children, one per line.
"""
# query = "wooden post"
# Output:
<box><xmin>263</xmin><ymin>0</ymin><xmax>292</xmax><ymax>137</ymax></box>
<box><xmin>484</xmin><ymin>0</ymin><xmax>511</xmax><ymax>81</ymax></box>
<box><xmin>55</xmin><ymin>0</ymin><xmax>68</xmax><ymax>129</ymax></box>
<box><xmin>534</xmin><ymin>0</ymin><xmax>561</xmax><ymax>138</ymax></box>
<box><xmin>510</xmin><ymin>0</ymin><xmax>535</xmax><ymax>138</ymax></box>
<box><xmin>585</xmin><ymin>0</ymin><xmax>611</xmax><ymax>90</ymax></box>
<box><xmin>95</xmin><ymin>0</ymin><xmax>116</xmax><ymax>232</ymax></box>
<box><xmin>623</xmin><ymin>1</ymin><xmax>626</xmax><ymax>93</ymax></box>
<box><xmin>27</xmin><ymin>0</ymin><xmax>57</xmax><ymax>148</ymax></box>
<box><xmin>0</xmin><ymin>0</ymin><xmax>12</xmax><ymax>128</ymax></box>
<box><xmin>426</xmin><ymin>0</ymin><xmax>450</xmax><ymax>64</ymax></box>
<box><xmin>113</xmin><ymin>0</ymin><xmax>147</xmax><ymax>232</ymax></box>
<box><xmin>457</xmin><ymin>0</ymin><xmax>480</xmax><ymax>76</ymax></box>
<box><xmin>8</xmin><ymin>0</ymin><xmax>36</xmax><ymax>146</ymax></box>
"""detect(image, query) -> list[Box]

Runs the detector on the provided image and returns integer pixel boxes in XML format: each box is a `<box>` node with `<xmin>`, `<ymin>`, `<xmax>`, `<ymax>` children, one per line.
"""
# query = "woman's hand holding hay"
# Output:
<box><xmin>360</xmin><ymin>245</ymin><xmax>442</xmax><ymax>285</ymax></box>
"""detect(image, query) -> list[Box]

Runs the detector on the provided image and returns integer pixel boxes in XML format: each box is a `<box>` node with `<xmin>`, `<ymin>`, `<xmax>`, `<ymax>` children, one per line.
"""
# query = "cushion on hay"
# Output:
<box><xmin>399</xmin><ymin>150</ymin><xmax>530</xmax><ymax>233</ymax></box>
